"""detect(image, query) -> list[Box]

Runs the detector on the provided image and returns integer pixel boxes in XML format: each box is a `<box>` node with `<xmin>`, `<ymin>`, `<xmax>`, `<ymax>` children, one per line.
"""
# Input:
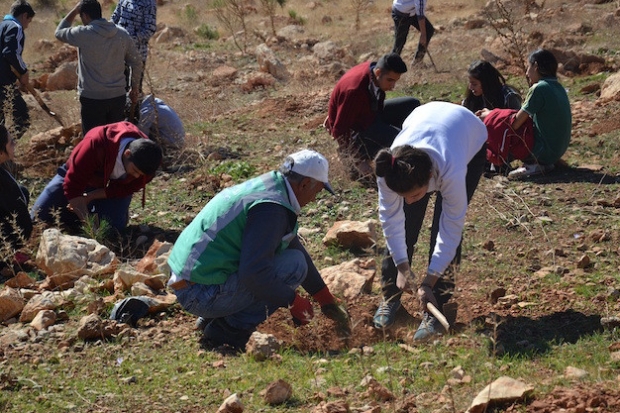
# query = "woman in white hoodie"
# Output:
<box><xmin>372</xmin><ymin>102</ymin><xmax>487</xmax><ymax>341</ymax></box>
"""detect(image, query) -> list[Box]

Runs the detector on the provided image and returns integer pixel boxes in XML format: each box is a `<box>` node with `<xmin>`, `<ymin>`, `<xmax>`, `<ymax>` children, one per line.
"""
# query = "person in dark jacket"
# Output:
<box><xmin>31</xmin><ymin>121</ymin><xmax>162</xmax><ymax>233</ymax></box>
<box><xmin>0</xmin><ymin>1</ymin><xmax>35</xmax><ymax>139</ymax></box>
<box><xmin>0</xmin><ymin>124</ymin><xmax>32</xmax><ymax>254</ymax></box>
<box><xmin>167</xmin><ymin>149</ymin><xmax>350</xmax><ymax>351</ymax></box>
<box><xmin>325</xmin><ymin>53</ymin><xmax>420</xmax><ymax>179</ymax></box>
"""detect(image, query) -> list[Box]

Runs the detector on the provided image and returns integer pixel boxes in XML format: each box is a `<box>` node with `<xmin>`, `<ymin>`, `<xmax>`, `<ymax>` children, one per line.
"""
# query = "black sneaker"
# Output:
<box><xmin>203</xmin><ymin>318</ymin><xmax>252</xmax><ymax>352</ymax></box>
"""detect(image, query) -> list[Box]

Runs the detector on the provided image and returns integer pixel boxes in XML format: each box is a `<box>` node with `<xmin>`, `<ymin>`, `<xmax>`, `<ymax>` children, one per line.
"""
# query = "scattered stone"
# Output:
<box><xmin>4</xmin><ymin>272</ymin><xmax>35</xmax><ymax>289</ymax></box>
<box><xmin>246</xmin><ymin>332</ymin><xmax>282</xmax><ymax>361</ymax></box>
<box><xmin>216</xmin><ymin>393</ymin><xmax>243</xmax><ymax>413</ymax></box>
<box><xmin>0</xmin><ymin>288</ymin><xmax>24</xmax><ymax>322</ymax></box>
<box><xmin>212</xmin><ymin>65</ymin><xmax>238</xmax><ymax>80</ymax></box>
<box><xmin>467</xmin><ymin>376</ymin><xmax>534</xmax><ymax>413</ymax></box>
<box><xmin>36</xmin><ymin>229</ymin><xmax>118</xmax><ymax>290</ymax></box>
<box><xmin>113</xmin><ymin>267</ymin><xmax>167</xmax><ymax>293</ymax></box>
<box><xmin>261</xmin><ymin>379</ymin><xmax>292</xmax><ymax>405</ymax></box>
<box><xmin>564</xmin><ymin>366</ymin><xmax>588</xmax><ymax>379</ymax></box>
<box><xmin>19</xmin><ymin>292</ymin><xmax>58</xmax><ymax>323</ymax></box>
<box><xmin>323</xmin><ymin>219</ymin><xmax>377</xmax><ymax>249</ymax></box>
<box><xmin>320</xmin><ymin>258</ymin><xmax>375</xmax><ymax>299</ymax></box>
<box><xmin>497</xmin><ymin>294</ymin><xmax>519</xmax><ymax>307</ymax></box>
<box><xmin>362</xmin><ymin>376</ymin><xmax>394</xmax><ymax>402</ymax></box>
<box><xmin>255</xmin><ymin>44</ymin><xmax>289</xmax><ymax>80</ymax></box>
<box><xmin>46</xmin><ymin>61</ymin><xmax>78</xmax><ymax>91</ymax></box>
<box><xmin>576</xmin><ymin>254</ymin><xmax>591</xmax><ymax>269</ymax></box>
<box><xmin>311</xmin><ymin>401</ymin><xmax>349</xmax><ymax>413</ymax></box>
<box><xmin>76</xmin><ymin>314</ymin><xmax>118</xmax><ymax>340</ymax></box>
<box><xmin>30</xmin><ymin>310</ymin><xmax>57</xmax><ymax>331</ymax></box>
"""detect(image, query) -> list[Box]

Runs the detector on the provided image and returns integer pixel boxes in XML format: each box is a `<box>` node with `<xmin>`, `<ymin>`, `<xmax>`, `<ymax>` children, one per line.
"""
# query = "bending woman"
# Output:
<box><xmin>372</xmin><ymin>102</ymin><xmax>487</xmax><ymax>342</ymax></box>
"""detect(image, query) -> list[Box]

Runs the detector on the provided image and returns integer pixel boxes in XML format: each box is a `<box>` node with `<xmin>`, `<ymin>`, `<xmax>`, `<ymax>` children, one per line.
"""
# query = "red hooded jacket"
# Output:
<box><xmin>63</xmin><ymin>122</ymin><xmax>155</xmax><ymax>200</ymax></box>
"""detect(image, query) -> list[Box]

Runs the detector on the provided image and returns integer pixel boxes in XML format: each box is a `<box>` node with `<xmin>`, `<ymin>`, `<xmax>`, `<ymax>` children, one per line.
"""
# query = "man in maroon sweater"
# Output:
<box><xmin>326</xmin><ymin>53</ymin><xmax>420</xmax><ymax>178</ymax></box>
<box><xmin>31</xmin><ymin>121</ymin><xmax>162</xmax><ymax>233</ymax></box>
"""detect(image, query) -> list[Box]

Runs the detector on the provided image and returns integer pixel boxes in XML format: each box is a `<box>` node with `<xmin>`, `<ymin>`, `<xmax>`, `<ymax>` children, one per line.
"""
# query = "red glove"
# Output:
<box><xmin>290</xmin><ymin>293</ymin><xmax>314</xmax><ymax>326</ymax></box>
<box><xmin>312</xmin><ymin>286</ymin><xmax>336</xmax><ymax>306</ymax></box>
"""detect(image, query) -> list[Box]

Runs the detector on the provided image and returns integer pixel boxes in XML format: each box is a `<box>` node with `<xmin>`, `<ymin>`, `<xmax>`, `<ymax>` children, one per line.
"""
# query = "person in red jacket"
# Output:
<box><xmin>325</xmin><ymin>53</ymin><xmax>420</xmax><ymax>179</ymax></box>
<box><xmin>31</xmin><ymin>121</ymin><xmax>162</xmax><ymax>233</ymax></box>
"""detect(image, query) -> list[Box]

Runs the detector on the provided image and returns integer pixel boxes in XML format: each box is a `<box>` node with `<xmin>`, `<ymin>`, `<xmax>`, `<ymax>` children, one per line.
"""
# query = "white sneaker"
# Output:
<box><xmin>508</xmin><ymin>163</ymin><xmax>554</xmax><ymax>179</ymax></box>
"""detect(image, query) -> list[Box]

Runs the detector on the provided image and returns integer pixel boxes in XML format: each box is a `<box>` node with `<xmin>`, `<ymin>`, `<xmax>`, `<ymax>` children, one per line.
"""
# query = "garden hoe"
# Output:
<box><xmin>12</xmin><ymin>67</ymin><xmax>65</xmax><ymax>127</ymax></box>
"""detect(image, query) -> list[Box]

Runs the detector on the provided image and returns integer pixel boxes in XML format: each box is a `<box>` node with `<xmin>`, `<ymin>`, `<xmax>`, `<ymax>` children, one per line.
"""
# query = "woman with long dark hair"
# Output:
<box><xmin>463</xmin><ymin>60</ymin><xmax>522</xmax><ymax>113</ymax></box>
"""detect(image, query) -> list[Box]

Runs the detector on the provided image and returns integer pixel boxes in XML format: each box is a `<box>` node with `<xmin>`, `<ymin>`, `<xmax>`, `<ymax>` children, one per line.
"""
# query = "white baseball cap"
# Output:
<box><xmin>283</xmin><ymin>149</ymin><xmax>335</xmax><ymax>195</ymax></box>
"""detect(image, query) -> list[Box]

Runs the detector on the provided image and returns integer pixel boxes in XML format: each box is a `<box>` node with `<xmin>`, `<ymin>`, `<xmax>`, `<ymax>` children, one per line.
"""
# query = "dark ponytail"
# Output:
<box><xmin>374</xmin><ymin>145</ymin><xmax>432</xmax><ymax>193</ymax></box>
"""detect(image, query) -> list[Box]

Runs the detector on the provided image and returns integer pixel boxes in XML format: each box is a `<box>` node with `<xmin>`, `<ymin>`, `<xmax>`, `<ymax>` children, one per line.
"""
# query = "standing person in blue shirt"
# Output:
<box><xmin>392</xmin><ymin>0</ymin><xmax>435</xmax><ymax>64</ymax></box>
<box><xmin>0</xmin><ymin>1</ymin><xmax>35</xmax><ymax>139</ymax></box>
<box><xmin>478</xmin><ymin>49</ymin><xmax>571</xmax><ymax>178</ymax></box>
<box><xmin>372</xmin><ymin>102</ymin><xmax>487</xmax><ymax>342</ymax></box>
<box><xmin>167</xmin><ymin>150</ymin><xmax>350</xmax><ymax>351</ymax></box>
<box><xmin>111</xmin><ymin>0</ymin><xmax>157</xmax><ymax>94</ymax></box>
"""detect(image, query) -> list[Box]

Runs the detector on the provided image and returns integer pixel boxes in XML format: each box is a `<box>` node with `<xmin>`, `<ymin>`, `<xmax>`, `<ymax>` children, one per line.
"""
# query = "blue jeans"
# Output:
<box><xmin>173</xmin><ymin>249</ymin><xmax>308</xmax><ymax>332</ymax></box>
<box><xmin>30</xmin><ymin>164</ymin><xmax>132</xmax><ymax>232</ymax></box>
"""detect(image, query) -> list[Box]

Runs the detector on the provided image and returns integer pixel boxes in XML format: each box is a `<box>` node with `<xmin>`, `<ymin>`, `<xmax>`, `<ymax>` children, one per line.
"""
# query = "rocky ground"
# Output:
<box><xmin>3</xmin><ymin>0</ymin><xmax>620</xmax><ymax>411</ymax></box>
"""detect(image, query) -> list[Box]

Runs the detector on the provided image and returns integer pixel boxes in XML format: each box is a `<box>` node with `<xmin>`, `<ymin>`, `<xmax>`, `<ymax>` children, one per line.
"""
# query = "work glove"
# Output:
<box><xmin>313</xmin><ymin>286</ymin><xmax>351</xmax><ymax>336</ymax></box>
<box><xmin>290</xmin><ymin>293</ymin><xmax>314</xmax><ymax>326</ymax></box>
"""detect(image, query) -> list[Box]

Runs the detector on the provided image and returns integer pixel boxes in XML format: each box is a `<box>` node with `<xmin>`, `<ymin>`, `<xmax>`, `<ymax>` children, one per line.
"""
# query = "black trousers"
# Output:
<box><xmin>392</xmin><ymin>9</ymin><xmax>435</xmax><ymax>56</ymax></box>
<box><xmin>380</xmin><ymin>144</ymin><xmax>487</xmax><ymax>309</ymax></box>
<box><xmin>354</xmin><ymin>97</ymin><xmax>420</xmax><ymax>161</ymax></box>
<box><xmin>80</xmin><ymin>95</ymin><xmax>127</xmax><ymax>135</ymax></box>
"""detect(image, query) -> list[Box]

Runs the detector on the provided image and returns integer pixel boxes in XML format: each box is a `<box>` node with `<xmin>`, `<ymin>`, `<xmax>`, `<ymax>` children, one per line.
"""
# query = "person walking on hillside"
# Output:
<box><xmin>111</xmin><ymin>0</ymin><xmax>157</xmax><ymax>94</ymax></box>
<box><xmin>167</xmin><ymin>149</ymin><xmax>350</xmax><ymax>352</ymax></box>
<box><xmin>372</xmin><ymin>102</ymin><xmax>487</xmax><ymax>342</ymax></box>
<box><xmin>0</xmin><ymin>0</ymin><xmax>35</xmax><ymax>139</ymax></box>
<box><xmin>325</xmin><ymin>53</ymin><xmax>420</xmax><ymax>179</ymax></box>
<box><xmin>55</xmin><ymin>0</ymin><xmax>142</xmax><ymax>135</ymax></box>
<box><xmin>391</xmin><ymin>0</ymin><xmax>435</xmax><ymax>64</ymax></box>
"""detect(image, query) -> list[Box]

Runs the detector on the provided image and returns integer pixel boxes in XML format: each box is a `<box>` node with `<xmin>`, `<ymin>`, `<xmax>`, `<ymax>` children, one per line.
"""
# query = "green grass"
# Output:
<box><xmin>2</xmin><ymin>322</ymin><xmax>616</xmax><ymax>412</ymax></box>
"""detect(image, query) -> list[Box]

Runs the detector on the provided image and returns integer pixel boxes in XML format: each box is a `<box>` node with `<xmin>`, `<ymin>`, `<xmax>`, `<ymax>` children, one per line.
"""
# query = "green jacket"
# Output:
<box><xmin>168</xmin><ymin>171</ymin><xmax>297</xmax><ymax>285</ymax></box>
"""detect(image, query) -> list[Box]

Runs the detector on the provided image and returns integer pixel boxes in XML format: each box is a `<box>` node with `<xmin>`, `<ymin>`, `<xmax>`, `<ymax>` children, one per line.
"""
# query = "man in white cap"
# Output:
<box><xmin>167</xmin><ymin>149</ymin><xmax>349</xmax><ymax>351</ymax></box>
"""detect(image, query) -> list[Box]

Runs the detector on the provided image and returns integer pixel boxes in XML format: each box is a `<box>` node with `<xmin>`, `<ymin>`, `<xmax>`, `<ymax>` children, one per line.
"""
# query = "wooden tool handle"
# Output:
<box><xmin>427</xmin><ymin>302</ymin><xmax>451</xmax><ymax>332</ymax></box>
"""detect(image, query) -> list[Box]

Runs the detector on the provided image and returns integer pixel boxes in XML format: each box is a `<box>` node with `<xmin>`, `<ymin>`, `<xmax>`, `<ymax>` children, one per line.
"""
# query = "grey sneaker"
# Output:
<box><xmin>373</xmin><ymin>299</ymin><xmax>401</xmax><ymax>329</ymax></box>
<box><xmin>413</xmin><ymin>312</ymin><xmax>443</xmax><ymax>342</ymax></box>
